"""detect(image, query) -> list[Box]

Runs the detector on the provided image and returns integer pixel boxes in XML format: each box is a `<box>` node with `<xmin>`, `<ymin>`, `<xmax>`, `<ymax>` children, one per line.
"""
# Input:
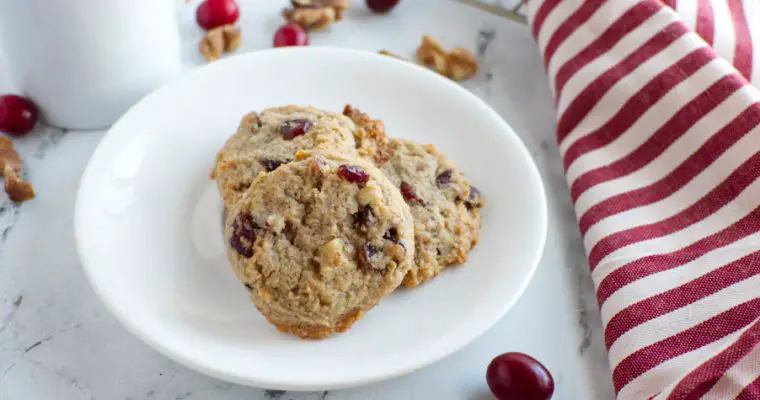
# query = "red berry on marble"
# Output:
<box><xmin>486</xmin><ymin>353</ymin><xmax>554</xmax><ymax>400</ymax></box>
<box><xmin>366</xmin><ymin>0</ymin><xmax>400</xmax><ymax>13</ymax></box>
<box><xmin>196</xmin><ymin>0</ymin><xmax>240</xmax><ymax>30</ymax></box>
<box><xmin>274</xmin><ymin>24</ymin><xmax>309</xmax><ymax>47</ymax></box>
<box><xmin>337</xmin><ymin>165</ymin><xmax>370</xmax><ymax>184</ymax></box>
<box><xmin>0</xmin><ymin>95</ymin><xmax>38</xmax><ymax>136</ymax></box>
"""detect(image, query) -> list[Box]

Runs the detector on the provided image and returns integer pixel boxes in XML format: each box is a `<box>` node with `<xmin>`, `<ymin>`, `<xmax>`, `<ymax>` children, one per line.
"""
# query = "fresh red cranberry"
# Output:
<box><xmin>366</xmin><ymin>0</ymin><xmax>400</xmax><ymax>13</ymax></box>
<box><xmin>196</xmin><ymin>0</ymin><xmax>240</xmax><ymax>30</ymax></box>
<box><xmin>400</xmin><ymin>181</ymin><xmax>424</xmax><ymax>205</ymax></box>
<box><xmin>0</xmin><ymin>95</ymin><xmax>38</xmax><ymax>136</ymax></box>
<box><xmin>337</xmin><ymin>165</ymin><xmax>370</xmax><ymax>184</ymax></box>
<box><xmin>274</xmin><ymin>24</ymin><xmax>309</xmax><ymax>47</ymax></box>
<box><xmin>279</xmin><ymin>119</ymin><xmax>312</xmax><ymax>139</ymax></box>
<box><xmin>486</xmin><ymin>353</ymin><xmax>554</xmax><ymax>400</ymax></box>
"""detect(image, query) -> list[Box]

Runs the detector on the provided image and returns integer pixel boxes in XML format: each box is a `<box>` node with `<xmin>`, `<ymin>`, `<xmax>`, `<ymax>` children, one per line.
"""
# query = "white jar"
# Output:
<box><xmin>0</xmin><ymin>0</ymin><xmax>183</xmax><ymax>130</ymax></box>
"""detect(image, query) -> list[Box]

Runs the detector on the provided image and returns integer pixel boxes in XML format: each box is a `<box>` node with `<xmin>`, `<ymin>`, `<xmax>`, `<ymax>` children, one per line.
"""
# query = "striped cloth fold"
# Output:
<box><xmin>526</xmin><ymin>0</ymin><xmax>760</xmax><ymax>399</ymax></box>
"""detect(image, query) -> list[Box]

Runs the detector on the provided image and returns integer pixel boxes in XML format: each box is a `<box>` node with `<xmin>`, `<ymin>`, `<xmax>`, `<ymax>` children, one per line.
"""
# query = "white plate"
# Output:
<box><xmin>75</xmin><ymin>48</ymin><xmax>547</xmax><ymax>391</ymax></box>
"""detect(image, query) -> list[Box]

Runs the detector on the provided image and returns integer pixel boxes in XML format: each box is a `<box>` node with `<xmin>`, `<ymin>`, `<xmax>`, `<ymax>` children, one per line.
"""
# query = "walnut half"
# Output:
<box><xmin>199</xmin><ymin>24</ymin><xmax>241</xmax><ymax>62</ymax></box>
<box><xmin>284</xmin><ymin>0</ymin><xmax>351</xmax><ymax>31</ymax></box>
<box><xmin>415</xmin><ymin>35</ymin><xmax>479</xmax><ymax>81</ymax></box>
<box><xmin>0</xmin><ymin>137</ymin><xmax>34</xmax><ymax>202</ymax></box>
<box><xmin>283</xmin><ymin>6</ymin><xmax>336</xmax><ymax>31</ymax></box>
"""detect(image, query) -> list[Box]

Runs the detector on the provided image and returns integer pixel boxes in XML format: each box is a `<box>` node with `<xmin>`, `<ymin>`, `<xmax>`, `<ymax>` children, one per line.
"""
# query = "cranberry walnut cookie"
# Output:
<box><xmin>380</xmin><ymin>138</ymin><xmax>484</xmax><ymax>287</ymax></box>
<box><xmin>223</xmin><ymin>151</ymin><xmax>415</xmax><ymax>339</ymax></box>
<box><xmin>212</xmin><ymin>105</ymin><xmax>389</xmax><ymax>206</ymax></box>
<box><xmin>212</xmin><ymin>105</ymin><xmax>357</xmax><ymax>206</ymax></box>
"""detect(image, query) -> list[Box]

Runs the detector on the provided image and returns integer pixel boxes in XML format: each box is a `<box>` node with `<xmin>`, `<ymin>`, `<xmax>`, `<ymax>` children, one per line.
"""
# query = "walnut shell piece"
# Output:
<box><xmin>283</xmin><ymin>6</ymin><xmax>336</xmax><ymax>31</ymax></box>
<box><xmin>447</xmin><ymin>47</ymin><xmax>479</xmax><ymax>81</ymax></box>
<box><xmin>284</xmin><ymin>0</ymin><xmax>350</xmax><ymax>30</ymax></box>
<box><xmin>415</xmin><ymin>34</ymin><xmax>480</xmax><ymax>81</ymax></box>
<box><xmin>199</xmin><ymin>24</ymin><xmax>241</xmax><ymax>62</ymax></box>
<box><xmin>0</xmin><ymin>137</ymin><xmax>34</xmax><ymax>202</ymax></box>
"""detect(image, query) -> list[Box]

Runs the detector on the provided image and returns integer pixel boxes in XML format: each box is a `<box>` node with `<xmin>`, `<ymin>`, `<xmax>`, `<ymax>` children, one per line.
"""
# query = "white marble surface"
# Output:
<box><xmin>0</xmin><ymin>1</ymin><xmax>614</xmax><ymax>399</ymax></box>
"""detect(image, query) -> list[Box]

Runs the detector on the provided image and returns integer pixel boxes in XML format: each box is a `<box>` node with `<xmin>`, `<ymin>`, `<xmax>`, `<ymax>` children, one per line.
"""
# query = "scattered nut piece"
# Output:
<box><xmin>223</xmin><ymin>26</ymin><xmax>241</xmax><ymax>52</ymax></box>
<box><xmin>199</xmin><ymin>24</ymin><xmax>241</xmax><ymax>62</ymax></box>
<box><xmin>283</xmin><ymin>6</ymin><xmax>336</xmax><ymax>31</ymax></box>
<box><xmin>447</xmin><ymin>47</ymin><xmax>479</xmax><ymax>81</ymax></box>
<box><xmin>416</xmin><ymin>35</ymin><xmax>448</xmax><ymax>74</ymax></box>
<box><xmin>323</xmin><ymin>0</ymin><xmax>351</xmax><ymax>19</ymax></box>
<box><xmin>284</xmin><ymin>0</ymin><xmax>350</xmax><ymax>30</ymax></box>
<box><xmin>416</xmin><ymin>35</ymin><xmax>479</xmax><ymax>81</ymax></box>
<box><xmin>0</xmin><ymin>137</ymin><xmax>34</xmax><ymax>202</ymax></box>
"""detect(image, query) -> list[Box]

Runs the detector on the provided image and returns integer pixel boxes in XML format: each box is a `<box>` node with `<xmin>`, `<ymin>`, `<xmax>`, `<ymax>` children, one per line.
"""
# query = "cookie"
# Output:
<box><xmin>212</xmin><ymin>105</ymin><xmax>358</xmax><ymax>205</ymax></box>
<box><xmin>380</xmin><ymin>139</ymin><xmax>484</xmax><ymax>287</ymax></box>
<box><xmin>224</xmin><ymin>151</ymin><xmax>415</xmax><ymax>339</ymax></box>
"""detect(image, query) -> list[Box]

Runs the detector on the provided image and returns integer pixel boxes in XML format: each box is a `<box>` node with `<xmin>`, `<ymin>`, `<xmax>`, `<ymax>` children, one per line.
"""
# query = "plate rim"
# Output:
<box><xmin>74</xmin><ymin>46</ymin><xmax>548</xmax><ymax>391</ymax></box>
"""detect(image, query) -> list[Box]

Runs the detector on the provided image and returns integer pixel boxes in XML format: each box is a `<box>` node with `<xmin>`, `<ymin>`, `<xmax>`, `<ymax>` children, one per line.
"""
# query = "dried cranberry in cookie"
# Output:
<box><xmin>337</xmin><ymin>164</ymin><xmax>370</xmax><ymax>184</ymax></box>
<box><xmin>229</xmin><ymin>212</ymin><xmax>257</xmax><ymax>257</ymax></box>
<box><xmin>436</xmin><ymin>169</ymin><xmax>453</xmax><ymax>186</ymax></box>
<box><xmin>223</xmin><ymin>151</ymin><xmax>414</xmax><ymax>339</ymax></box>
<box><xmin>279</xmin><ymin>119</ymin><xmax>313</xmax><ymax>139</ymax></box>
<box><xmin>400</xmin><ymin>181</ymin><xmax>424</xmax><ymax>205</ymax></box>
<box><xmin>380</xmin><ymin>138</ymin><xmax>484</xmax><ymax>287</ymax></box>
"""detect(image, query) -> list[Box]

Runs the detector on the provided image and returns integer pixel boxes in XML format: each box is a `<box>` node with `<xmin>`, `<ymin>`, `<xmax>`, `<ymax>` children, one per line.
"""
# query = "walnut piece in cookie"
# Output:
<box><xmin>416</xmin><ymin>35</ymin><xmax>479</xmax><ymax>81</ymax></box>
<box><xmin>283</xmin><ymin>0</ymin><xmax>351</xmax><ymax>31</ymax></box>
<box><xmin>342</xmin><ymin>104</ymin><xmax>390</xmax><ymax>165</ymax></box>
<box><xmin>0</xmin><ymin>136</ymin><xmax>34</xmax><ymax>202</ymax></box>
<box><xmin>199</xmin><ymin>24</ymin><xmax>241</xmax><ymax>62</ymax></box>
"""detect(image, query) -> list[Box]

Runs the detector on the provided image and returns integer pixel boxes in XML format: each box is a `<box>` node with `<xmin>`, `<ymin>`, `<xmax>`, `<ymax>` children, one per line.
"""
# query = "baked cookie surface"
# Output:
<box><xmin>224</xmin><ymin>151</ymin><xmax>415</xmax><ymax>339</ymax></box>
<box><xmin>380</xmin><ymin>139</ymin><xmax>484</xmax><ymax>287</ymax></box>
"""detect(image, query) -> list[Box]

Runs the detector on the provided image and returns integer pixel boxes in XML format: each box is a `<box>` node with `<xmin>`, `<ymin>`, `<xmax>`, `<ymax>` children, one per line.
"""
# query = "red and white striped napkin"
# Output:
<box><xmin>526</xmin><ymin>0</ymin><xmax>760</xmax><ymax>399</ymax></box>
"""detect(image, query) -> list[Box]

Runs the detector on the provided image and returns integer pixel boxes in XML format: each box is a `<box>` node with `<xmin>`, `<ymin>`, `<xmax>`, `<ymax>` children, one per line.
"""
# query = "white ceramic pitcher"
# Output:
<box><xmin>0</xmin><ymin>0</ymin><xmax>183</xmax><ymax>130</ymax></box>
